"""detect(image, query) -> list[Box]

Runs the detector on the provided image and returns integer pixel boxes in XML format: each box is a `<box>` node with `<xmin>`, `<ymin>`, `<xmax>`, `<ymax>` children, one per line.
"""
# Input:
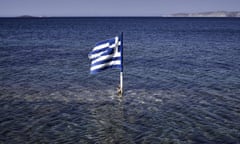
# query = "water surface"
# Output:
<box><xmin>0</xmin><ymin>17</ymin><xmax>240</xmax><ymax>143</ymax></box>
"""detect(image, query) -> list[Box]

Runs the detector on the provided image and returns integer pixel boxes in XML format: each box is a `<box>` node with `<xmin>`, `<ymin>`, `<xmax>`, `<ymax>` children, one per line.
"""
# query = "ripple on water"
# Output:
<box><xmin>1</xmin><ymin>86</ymin><xmax>240</xmax><ymax>143</ymax></box>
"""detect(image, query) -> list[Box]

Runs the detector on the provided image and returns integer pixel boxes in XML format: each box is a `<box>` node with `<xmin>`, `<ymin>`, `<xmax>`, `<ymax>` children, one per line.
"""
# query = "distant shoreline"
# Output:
<box><xmin>1</xmin><ymin>11</ymin><xmax>240</xmax><ymax>18</ymax></box>
<box><xmin>170</xmin><ymin>11</ymin><xmax>240</xmax><ymax>17</ymax></box>
<box><xmin>1</xmin><ymin>16</ymin><xmax>240</xmax><ymax>19</ymax></box>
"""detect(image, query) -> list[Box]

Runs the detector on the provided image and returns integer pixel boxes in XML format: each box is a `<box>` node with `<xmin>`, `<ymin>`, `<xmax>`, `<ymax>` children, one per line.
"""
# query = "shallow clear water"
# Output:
<box><xmin>0</xmin><ymin>17</ymin><xmax>240</xmax><ymax>143</ymax></box>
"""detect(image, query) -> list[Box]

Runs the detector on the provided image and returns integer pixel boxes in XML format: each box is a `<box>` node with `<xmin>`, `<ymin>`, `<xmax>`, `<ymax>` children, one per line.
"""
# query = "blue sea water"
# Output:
<box><xmin>0</xmin><ymin>17</ymin><xmax>240</xmax><ymax>143</ymax></box>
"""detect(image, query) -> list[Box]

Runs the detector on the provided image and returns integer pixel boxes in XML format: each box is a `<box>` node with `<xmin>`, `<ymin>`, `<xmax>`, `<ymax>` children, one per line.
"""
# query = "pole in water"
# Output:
<box><xmin>117</xmin><ymin>32</ymin><xmax>123</xmax><ymax>97</ymax></box>
<box><xmin>119</xmin><ymin>32</ymin><xmax>123</xmax><ymax>96</ymax></box>
<box><xmin>120</xmin><ymin>71</ymin><xmax>123</xmax><ymax>96</ymax></box>
<box><xmin>117</xmin><ymin>71</ymin><xmax>123</xmax><ymax>97</ymax></box>
<box><xmin>117</xmin><ymin>83</ymin><xmax>122</xmax><ymax>96</ymax></box>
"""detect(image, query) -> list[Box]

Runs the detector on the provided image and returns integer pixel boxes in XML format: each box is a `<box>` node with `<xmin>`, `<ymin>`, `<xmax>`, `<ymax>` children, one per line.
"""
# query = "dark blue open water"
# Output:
<box><xmin>0</xmin><ymin>17</ymin><xmax>240</xmax><ymax>143</ymax></box>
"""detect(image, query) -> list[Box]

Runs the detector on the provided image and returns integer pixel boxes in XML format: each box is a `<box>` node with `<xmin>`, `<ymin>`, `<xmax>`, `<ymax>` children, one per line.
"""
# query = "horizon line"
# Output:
<box><xmin>1</xmin><ymin>10</ymin><xmax>240</xmax><ymax>18</ymax></box>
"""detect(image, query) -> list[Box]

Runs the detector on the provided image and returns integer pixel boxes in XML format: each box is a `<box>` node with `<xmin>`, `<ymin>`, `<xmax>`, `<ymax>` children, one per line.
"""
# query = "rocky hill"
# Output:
<box><xmin>171</xmin><ymin>11</ymin><xmax>240</xmax><ymax>17</ymax></box>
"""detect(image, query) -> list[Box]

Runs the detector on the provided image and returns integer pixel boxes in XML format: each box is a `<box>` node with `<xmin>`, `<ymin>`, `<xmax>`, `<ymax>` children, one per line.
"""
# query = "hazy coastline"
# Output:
<box><xmin>1</xmin><ymin>11</ymin><xmax>240</xmax><ymax>18</ymax></box>
<box><xmin>170</xmin><ymin>11</ymin><xmax>240</xmax><ymax>17</ymax></box>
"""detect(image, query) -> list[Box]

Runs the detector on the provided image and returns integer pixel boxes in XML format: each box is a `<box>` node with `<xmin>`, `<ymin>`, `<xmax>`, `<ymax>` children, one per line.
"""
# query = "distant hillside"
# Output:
<box><xmin>171</xmin><ymin>11</ymin><xmax>240</xmax><ymax>17</ymax></box>
<box><xmin>17</xmin><ymin>15</ymin><xmax>37</xmax><ymax>18</ymax></box>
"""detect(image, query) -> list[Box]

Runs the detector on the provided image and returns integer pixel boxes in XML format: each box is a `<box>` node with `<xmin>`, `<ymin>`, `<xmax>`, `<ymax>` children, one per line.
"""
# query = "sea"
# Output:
<box><xmin>0</xmin><ymin>17</ymin><xmax>240</xmax><ymax>144</ymax></box>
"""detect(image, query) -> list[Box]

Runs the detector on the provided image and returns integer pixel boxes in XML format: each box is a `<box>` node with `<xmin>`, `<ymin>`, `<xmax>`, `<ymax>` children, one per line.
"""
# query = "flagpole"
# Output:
<box><xmin>120</xmin><ymin>32</ymin><xmax>123</xmax><ymax>96</ymax></box>
<box><xmin>120</xmin><ymin>71</ymin><xmax>123</xmax><ymax>96</ymax></box>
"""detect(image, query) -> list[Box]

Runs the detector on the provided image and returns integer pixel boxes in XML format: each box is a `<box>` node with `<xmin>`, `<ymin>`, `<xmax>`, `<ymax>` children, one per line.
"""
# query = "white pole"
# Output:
<box><xmin>120</xmin><ymin>32</ymin><xmax>123</xmax><ymax>96</ymax></box>
<box><xmin>120</xmin><ymin>71</ymin><xmax>123</xmax><ymax>96</ymax></box>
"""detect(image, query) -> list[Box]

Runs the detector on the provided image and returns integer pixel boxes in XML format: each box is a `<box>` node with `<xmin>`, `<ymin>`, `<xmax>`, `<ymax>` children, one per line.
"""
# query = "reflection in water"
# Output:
<box><xmin>89</xmin><ymin>96</ymin><xmax>127</xmax><ymax>143</ymax></box>
<box><xmin>0</xmin><ymin>86</ymin><xmax>240</xmax><ymax>143</ymax></box>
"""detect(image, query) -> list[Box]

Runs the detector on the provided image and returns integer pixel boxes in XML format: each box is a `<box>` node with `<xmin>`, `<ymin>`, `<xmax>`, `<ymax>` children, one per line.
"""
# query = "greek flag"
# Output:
<box><xmin>88</xmin><ymin>35</ymin><xmax>123</xmax><ymax>74</ymax></box>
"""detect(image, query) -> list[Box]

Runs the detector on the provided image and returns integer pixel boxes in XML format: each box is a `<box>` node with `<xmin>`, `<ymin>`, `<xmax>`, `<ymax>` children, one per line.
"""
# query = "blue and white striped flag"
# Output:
<box><xmin>88</xmin><ymin>35</ymin><xmax>123</xmax><ymax>74</ymax></box>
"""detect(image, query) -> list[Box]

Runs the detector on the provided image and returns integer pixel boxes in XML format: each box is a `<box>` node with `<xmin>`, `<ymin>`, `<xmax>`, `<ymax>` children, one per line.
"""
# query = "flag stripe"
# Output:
<box><xmin>90</xmin><ymin>65</ymin><xmax>122</xmax><ymax>74</ymax></box>
<box><xmin>90</xmin><ymin>41</ymin><xmax>121</xmax><ymax>56</ymax></box>
<box><xmin>89</xmin><ymin>47</ymin><xmax>114</xmax><ymax>60</ymax></box>
<box><xmin>96</xmin><ymin>38</ymin><xmax>115</xmax><ymax>46</ymax></box>
<box><xmin>90</xmin><ymin>60</ymin><xmax>121</xmax><ymax>71</ymax></box>
<box><xmin>89</xmin><ymin>47</ymin><xmax>109</xmax><ymax>57</ymax></box>
<box><xmin>91</xmin><ymin>51</ymin><xmax>120</xmax><ymax>64</ymax></box>
<box><xmin>93</xmin><ymin>37</ymin><xmax>118</xmax><ymax>51</ymax></box>
<box><xmin>91</xmin><ymin>57</ymin><xmax>121</xmax><ymax>67</ymax></box>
